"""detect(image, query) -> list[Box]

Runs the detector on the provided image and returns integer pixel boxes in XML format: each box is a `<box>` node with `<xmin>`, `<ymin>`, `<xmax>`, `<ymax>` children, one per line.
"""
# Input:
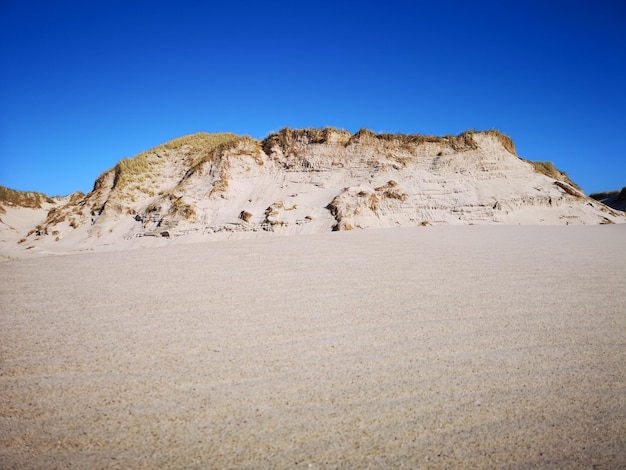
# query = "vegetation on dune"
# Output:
<box><xmin>8</xmin><ymin>126</ymin><xmax>623</xmax><ymax>239</ymax></box>
<box><xmin>589</xmin><ymin>187</ymin><xmax>626</xmax><ymax>212</ymax></box>
<box><xmin>207</xmin><ymin>135</ymin><xmax>261</xmax><ymax>160</ymax></box>
<box><xmin>170</xmin><ymin>196</ymin><xmax>196</xmax><ymax>220</ymax></box>
<box><xmin>262</xmin><ymin>127</ymin><xmax>350</xmax><ymax>155</ymax></box>
<box><xmin>350</xmin><ymin>128</ymin><xmax>452</xmax><ymax>147</ymax></box>
<box><xmin>111</xmin><ymin>132</ymin><xmax>260</xmax><ymax>190</ymax></box>
<box><xmin>161</xmin><ymin>132</ymin><xmax>240</xmax><ymax>151</ymax></box>
<box><xmin>526</xmin><ymin>161</ymin><xmax>583</xmax><ymax>192</ymax></box>
<box><xmin>262</xmin><ymin>126</ymin><xmax>458</xmax><ymax>156</ymax></box>
<box><xmin>444</xmin><ymin>131</ymin><xmax>481</xmax><ymax>152</ymax></box>
<box><xmin>117</xmin><ymin>152</ymin><xmax>152</xmax><ymax>177</ymax></box>
<box><xmin>0</xmin><ymin>185</ymin><xmax>55</xmax><ymax>208</ymax></box>
<box><xmin>112</xmin><ymin>152</ymin><xmax>156</xmax><ymax>190</ymax></box>
<box><xmin>92</xmin><ymin>127</ymin><xmax>520</xmax><ymax>196</ymax></box>
<box><xmin>589</xmin><ymin>188</ymin><xmax>623</xmax><ymax>201</ymax></box>
<box><xmin>161</xmin><ymin>132</ymin><xmax>261</xmax><ymax>164</ymax></box>
<box><xmin>481</xmin><ymin>129</ymin><xmax>517</xmax><ymax>155</ymax></box>
<box><xmin>186</xmin><ymin>135</ymin><xmax>262</xmax><ymax>176</ymax></box>
<box><xmin>527</xmin><ymin>161</ymin><xmax>561</xmax><ymax>179</ymax></box>
<box><xmin>262</xmin><ymin>127</ymin><xmax>517</xmax><ymax>156</ymax></box>
<box><xmin>442</xmin><ymin>129</ymin><xmax>517</xmax><ymax>154</ymax></box>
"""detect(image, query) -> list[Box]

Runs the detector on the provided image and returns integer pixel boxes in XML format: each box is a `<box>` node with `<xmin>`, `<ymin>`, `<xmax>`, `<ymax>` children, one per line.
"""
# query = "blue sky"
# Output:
<box><xmin>1</xmin><ymin>0</ymin><xmax>625</xmax><ymax>196</ymax></box>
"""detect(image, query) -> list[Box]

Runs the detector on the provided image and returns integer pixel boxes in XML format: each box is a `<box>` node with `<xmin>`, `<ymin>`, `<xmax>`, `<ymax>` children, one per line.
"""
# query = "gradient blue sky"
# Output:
<box><xmin>1</xmin><ymin>0</ymin><xmax>625</xmax><ymax>196</ymax></box>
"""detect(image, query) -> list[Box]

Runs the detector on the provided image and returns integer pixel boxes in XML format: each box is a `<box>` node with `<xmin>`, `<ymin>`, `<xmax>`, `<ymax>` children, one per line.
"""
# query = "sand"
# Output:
<box><xmin>1</xmin><ymin>225</ymin><xmax>625</xmax><ymax>468</ymax></box>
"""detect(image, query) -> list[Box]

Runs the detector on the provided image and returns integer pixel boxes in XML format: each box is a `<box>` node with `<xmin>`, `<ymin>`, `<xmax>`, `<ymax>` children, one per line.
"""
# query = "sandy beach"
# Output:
<box><xmin>1</xmin><ymin>225</ymin><xmax>625</xmax><ymax>468</ymax></box>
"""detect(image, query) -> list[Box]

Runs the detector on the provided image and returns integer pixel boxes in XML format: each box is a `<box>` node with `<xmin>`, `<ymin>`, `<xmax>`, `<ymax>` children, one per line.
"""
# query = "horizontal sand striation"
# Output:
<box><xmin>6</xmin><ymin>129</ymin><xmax>623</xmax><ymax>258</ymax></box>
<box><xmin>1</xmin><ymin>225</ymin><xmax>625</xmax><ymax>468</ymax></box>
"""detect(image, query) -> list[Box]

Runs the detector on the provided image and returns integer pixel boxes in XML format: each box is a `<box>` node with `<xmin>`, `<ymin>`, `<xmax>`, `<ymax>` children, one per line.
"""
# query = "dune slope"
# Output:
<box><xmin>3</xmin><ymin>129</ymin><xmax>624</xmax><ymax>257</ymax></box>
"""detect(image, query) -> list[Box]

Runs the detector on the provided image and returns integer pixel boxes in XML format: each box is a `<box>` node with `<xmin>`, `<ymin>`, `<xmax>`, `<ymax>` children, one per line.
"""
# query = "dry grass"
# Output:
<box><xmin>375</xmin><ymin>180</ymin><xmax>408</xmax><ymax>202</ymax></box>
<box><xmin>162</xmin><ymin>132</ymin><xmax>240</xmax><ymax>152</ymax></box>
<box><xmin>263</xmin><ymin>127</ymin><xmax>482</xmax><ymax>157</ymax></box>
<box><xmin>170</xmin><ymin>197</ymin><xmax>195</xmax><ymax>220</ymax></box>
<box><xmin>262</xmin><ymin>127</ymin><xmax>349</xmax><ymax>156</ymax></box>
<box><xmin>187</xmin><ymin>135</ymin><xmax>261</xmax><ymax>176</ymax></box>
<box><xmin>0</xmin><ymin>185</ymin><xmax>55</xmax><ymax>208</ymax></box>
<box><xmin>112</xmin><ymin>133</ymin><xmax>258</xmax><ymax>191</ymax></box>
<box><xmin>92</xmin><ymin>168</ymin><xmax>115</xmax><ymax>192</ymax></box>
<box><xmin>33</xmin><ymin>189</ymin><xmax>89</xmax><ymax>238</ymax></box>
<box><xmin>239</xmin><ymin>210</ymin><xmax>253</xmax><ymax>222</ymax></box>
<box><xmin>527</xmin><ymin>161</ymin><xmax>583</xmax><ymax>191</ymax></box>
<box><xmin>262</xmin><ymin>202</ymin><xmax>293</xmax><ymax>229</ymax></box>
<box><xmin>348</xmin><ymin>128</ymin><xmax>446</xmax><ymax>148</ymax></box>
<box><xmin>367</xmin><ymin>193</ymin><xmax>380</xmax><ymax>212</ymax></box>
<box><xmin>44</xmin><ymin>206</ymin><xmax>67</xmax><ymax>225</ymax></box>
<box><xmin>528</xmin><ymin>161</ymin><xmax>561</xmax><ymax>179</ymax></box>
<box><xmin>180</xmin><ymin>135</ymin><xmax>263</xmax><ymax>197</ymax></box>
<box><xmin>146</xmin><ymin>195</ymin><xmax>196</xmax><ymax>224</ymax></box>
<box><xmin>347</xmin><ymin>128</ymin><xmax>486</xmax><ymax>153</ymax></box>
<box><xmin>261</xmin><ymin>128</ymin><xmax>518</xmax><ymax>162</ymax></box>
<box><xmin>446</xmin><ymin>131</ymin><xmax>480</xmax><ymax>151</ymax></box>
<box><xmin>349</xmin><ymin>128</ymin><xmax>516</xmax><ymax>154</ymax></box>
<box><xmin>482</xmin><ymin>129</ymin><xmax>517</xmax><ymax>155</ymax></box>
<box><xmin>113</xmin><ymin>153</ymin><xmax>154</xmax><ymax>189</ymax></box>
<box><xmin>69</xmin><ymin>192</ymin><xmax>85</xmax><ymax>204</ymax></box>
<box><xmin>210</xmin><ymin>178</ymin><xmax>229</xmax><ymax>195</ymax></box>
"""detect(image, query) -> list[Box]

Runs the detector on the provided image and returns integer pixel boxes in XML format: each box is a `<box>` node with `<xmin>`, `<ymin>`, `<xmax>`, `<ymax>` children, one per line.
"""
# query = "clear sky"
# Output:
<box><xmin>1</xmin><ymin>0</ymin><xmax>625</xmax><ymax>196</ymax></box>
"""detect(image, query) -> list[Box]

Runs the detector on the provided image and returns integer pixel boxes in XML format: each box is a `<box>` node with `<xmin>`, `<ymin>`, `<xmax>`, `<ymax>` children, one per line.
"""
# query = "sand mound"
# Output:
<box><xmin>2</xmin><ymin>129</ymin><xmax>624</xmax><ymax>258</ymax></box>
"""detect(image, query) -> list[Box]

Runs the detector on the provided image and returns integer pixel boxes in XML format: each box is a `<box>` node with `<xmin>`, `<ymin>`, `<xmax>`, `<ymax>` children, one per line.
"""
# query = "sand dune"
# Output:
<box><xmin>1</xmin><ymin>225</ymin><xmax>625</xmax><ymax>468</ymax></box>
<box><xmin>7</xmin><ymin>129</ymin><xmax>623</xmax><ymax>258</ymax></box>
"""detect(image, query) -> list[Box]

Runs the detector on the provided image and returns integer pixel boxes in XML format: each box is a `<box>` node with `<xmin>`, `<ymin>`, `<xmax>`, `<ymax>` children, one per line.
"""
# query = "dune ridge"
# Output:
<box><xmin>1</xmin><ymin>128</ymin><xmax>624</xmax><ymax>257</ymax></box>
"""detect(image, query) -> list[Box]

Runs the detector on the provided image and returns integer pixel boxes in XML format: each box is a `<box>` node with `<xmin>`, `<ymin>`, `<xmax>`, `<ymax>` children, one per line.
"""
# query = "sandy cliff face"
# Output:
<box><xmin>4</xmin><ymin>128</ymin><xmax>624</xmax><ymax>254</ymax></box>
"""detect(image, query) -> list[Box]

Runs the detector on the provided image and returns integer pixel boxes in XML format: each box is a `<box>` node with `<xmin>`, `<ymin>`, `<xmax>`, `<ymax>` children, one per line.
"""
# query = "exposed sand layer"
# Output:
<box><xmin>1</xmin><ymin>225</ymin><xmax>625</xmax><ymax>468</ymax></box>
<box><xmin>9</xmin><ymin>130</ymin><xmax>623</xmax><ymax>257</ymax></box>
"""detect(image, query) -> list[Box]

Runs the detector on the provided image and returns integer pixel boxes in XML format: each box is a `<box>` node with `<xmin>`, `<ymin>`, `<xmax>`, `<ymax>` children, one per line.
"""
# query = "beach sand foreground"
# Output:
<box><xmin>1</xmin><ymin>225</ymin><xmax>625</xmax><ymax>468</ymax></box>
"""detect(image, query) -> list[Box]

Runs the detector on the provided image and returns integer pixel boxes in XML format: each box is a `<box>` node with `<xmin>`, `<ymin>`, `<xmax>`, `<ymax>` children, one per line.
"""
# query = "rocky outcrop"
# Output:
<box><xmin>6</xmin><ymin>128</ymin><xmax>626</xmax><ymax>252</ymax></box>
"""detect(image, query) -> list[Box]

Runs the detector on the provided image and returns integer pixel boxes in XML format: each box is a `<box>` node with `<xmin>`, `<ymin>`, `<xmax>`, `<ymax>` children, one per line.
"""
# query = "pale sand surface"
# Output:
<box><xmin>1</xmin><ymin>225</ymin><xmax>625</xmax><ymax>469</ymax></box>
